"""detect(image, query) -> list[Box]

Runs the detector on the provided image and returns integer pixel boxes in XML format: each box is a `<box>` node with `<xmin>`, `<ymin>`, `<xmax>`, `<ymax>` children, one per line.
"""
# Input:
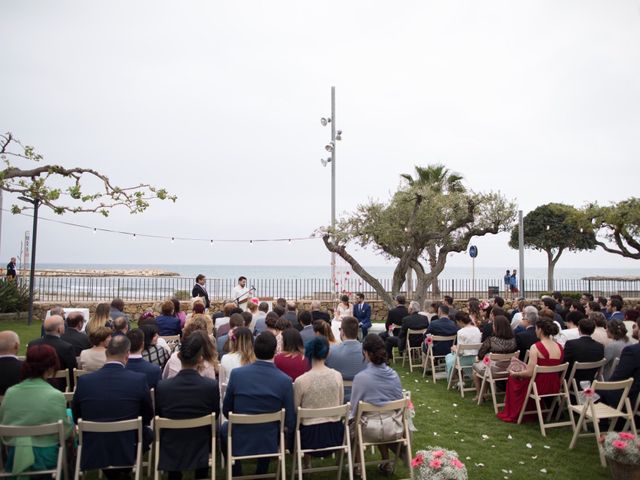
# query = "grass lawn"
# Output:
<box><xmin>0</xmin><ymin>318</ymin><xmax>609</xmax><ymax>479</ymax></box>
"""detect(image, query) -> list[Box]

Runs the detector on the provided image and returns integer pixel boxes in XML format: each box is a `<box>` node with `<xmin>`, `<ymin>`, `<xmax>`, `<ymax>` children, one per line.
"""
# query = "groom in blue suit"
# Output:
<box><xmin>220</xmin><ymin>331</ymin><xmax>296</xmax><ymax>476</ymax></box>
<box><xmin>353</xmin><ymin>293</ymin><xmax>372</xmax><ymax>337</ymax></box>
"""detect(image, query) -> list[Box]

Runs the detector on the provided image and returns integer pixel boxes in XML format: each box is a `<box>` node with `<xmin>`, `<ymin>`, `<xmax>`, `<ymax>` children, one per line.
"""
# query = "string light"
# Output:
<box><xmin>171</xmin><ymin>237</ymin><xmax>175</xmax><ymax>244</ymax></box>
<box><xmin>93</xmin><ymin>228</ymin><xmax>96</xmax><ymax>234</ymax></box>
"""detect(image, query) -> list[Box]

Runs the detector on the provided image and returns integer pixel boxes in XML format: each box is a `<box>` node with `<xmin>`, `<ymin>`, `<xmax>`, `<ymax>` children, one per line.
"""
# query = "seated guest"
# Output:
<box><xmin>445</xmin><ymin>311</ymin><xmax>482</xmax><ymax>382</ymax></box>
<box><xmin>310</xmin><ymin>300</ymin><xmax>331</xmax><ymax>323</ymax></box>
<box><xmin>472</xmin><ymin>315</ymin><xmax>518</xmax><ymax>401</ymax></box>
<box><xmin>497</xmin><ymin>317</ymin><xmax>563</xmax><ymax>423</ymax></box>
<box><xmin>220</xmin><ymin>332</ymin><xmax>296</xmax><ymax>477</ymax></box>
<box><xmin>29</xmin><ymin>315</ymin><xmax>77</xmax><ymax>391</ymax></box>
<box><xmin>86</xmin><ymin>303</ymin><xmax>113</xmax><ymax>337</ymax></box>
<box><xmin>313</xmin><ymin>320</ymin><xmax>340</xmax><ymax>346</ymax></box>
<box><xmin>40</xmin><ymin>306</ymin><xmax>66</xmax><ymax>337</ymax></box>
<box><xmin>246</xmin><ymin>298</ymin><xmax>260</xmax><ymax>331</ymax></box>
<box><xmin>215</xmin><ymin>303</ymin><xmax>237</xmax><ymax>334</ymax></box>
<box><xmin>140</xmin><ymin>324</ymin><xmax>170</xmax><ymax>369</ymax></box>
<box><xmin>353</xmin><ymin>293</ymin><xmax>372</xmax><ymax>336</ymax></box>
<box><xmin>217</xmin><ymin>314</ymin><xmax>244</xmax><ymax>356</ymax></box>
<box><xmin>264</xmin><ymin>311</ymin><xmax>280</xmax><ymax>339</ymax></box>
<box><xmin>73</xmin><ymin>335</ymin><xmax>154</xmax><ymax>479</ymax></box>
<box><xmin>184</xmin><ymin>301</ymin><xmax>214</xmax><ymax>335</ymax></box>
<box><xmin>164</xmin><ymin>326</ymin><xmax>219</xmax><ymax>380</ymax></box>
<box><xmin>326</xmin><ymin>317</ymin><xmax>367</xmax><ymax>401</ymax></box>
<box><xmin>350</xmin><ymin>334</ymin><xmax>403</xmax><ymax>474</ymax></box>
<box><xmin>109</xmin><ymin>298</ymin><xmax>131</xmax><ymax>327</ymax></box>
<box><xmin>61</xmin><ymin>312</ymin><xmax>91</xmax><ymax>356</ymax></box>
<box><xmin>274</xmin><ymin>328</ymin><xmax>310</xmax><ymax>381</ymax></box>
<box><xmin>171</xmin><ymin>297</ymin><xmax>186</xmax><ymax>329</ymax></box>
<box><xmin>0</xmin><ymin>330</ymin><xmax>22</xmax><ymax>395</ymax></box>
<box><xmin>284</xmin><ymin>301</ymin><xmax>301</xmax><ymax>330</ymax></box>
<box><xmin>0</xmin><ymin>344</ymin><xmax>72</xmax><ymax>476</ymax></box>
<box><xmin>424</xmin><ymin>305</ymin><xmax>458</xmax><ymax>357</ymax></box>
<box><xmin>590</xmin><ymin>312</ymin><xmax>611</xmax><ymax>346</ymax></box>
<box><xmin>156</xmin><ymin>300</ymin><xmax>182</xmax><ymax>337</ymax></box>
<box><xmin>299</xmin><ymin>311</ymin><xmax>315</xmax><ymax>344</ymax></box>
<box><xmin>608</xmin><ymin>298</ymin><xmax>624</xmax><ymax>321</ymax></box>
<box><xmin>155</xmin><ymin>334</ymin><xmax>220</xmax><ymax>480</ymax></box>
<box><xmin>585</xmin><ymin>301</ymin><xmax>602</xmax><ymax>316</ymax></box>
<box><xmin>481</xmin><ymin>306</ymin><xmax>506</xmax><ymax>342</ymax></box>
<box><xmin>253</xmin><ymin>302</ymin><xmax>270</xmax><ymax>334</ymax></box>
<box><xmin>516</xmin><ymin>306</ymin><xmax>539</xmax><ymax>361</ymax></box>
<box><xmin>126</xmin><ymin>329</ymin><xmax>162</xmax><ymax>389</ymax></box>
<box><xmin>275</xmin><ymin>317</ymin><xmax>290</xmax><ymax>353</ymax></box>
<box><xmin>111</xmin><ymin>316</ymin><xmax>129</xmax><ymax>337</ymax></box>
<box><xmin>563</xmin><ymin>316</ymin><xmax>604</xmax><ymax>387</ymax></box>
<box><xmin>219</xmin><ymin>327</ymin><xmax>256</xmax><ymax>391</ymax></box>
<box><xmin>601</xmin><ymin>316</ymin><xmax>640</xmax><ymax>412</ymax></box>
<box><xmin>603</xmin><ymin>320</ymin><xmax>629</xmax><ymax>380</ymax></box>
<box><xmin>293</xmin><ymin>336</ymin><xmax>344</xmax><ymax>465</ymax></box>
<box><xmin>385</xmin><ymin>301</ymin><xmax>430</xmax><ymax>360</ymax></box>
<box><xmin>241</xmin><ymin>311</ymin><xmax>253</xmax><ymax>329</ymax></box>
<box><xmin>380</xmin><ymin>295</ymin><xmax>409</xmax><ymax>341</ymax></box>
<box><xmin>555</xmin><ymin>310</ymin><xmax>583</xmax><ymax>346</ymax></box>
<box><xmin>80</xmin><ymin>326</ymin><xmax>112</xmax><ymax>372</ymax></box>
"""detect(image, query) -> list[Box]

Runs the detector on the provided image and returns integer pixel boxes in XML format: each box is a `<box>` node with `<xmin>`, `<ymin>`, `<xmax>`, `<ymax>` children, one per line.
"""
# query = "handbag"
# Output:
<box><xmin>359</xmin><ymin>410</ymin><xmax>405</xmax><ymax>443</ymax></box>
<box><xmin>508</xmin><ymin>356</ymin><xmax>527</xmax><ymax>373</ymax></box>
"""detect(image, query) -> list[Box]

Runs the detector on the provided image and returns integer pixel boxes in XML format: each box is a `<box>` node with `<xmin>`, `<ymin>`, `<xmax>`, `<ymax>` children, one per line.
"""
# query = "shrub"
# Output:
<box><xmin>539</xmin><ymin>291</ymin><xmax>582</xmax><ymax>300</ymax></box>
<box><xmin>0</xmin><ymin>279</ymin><xmax>31</xmax><ymax>313</ymax></box>
<box><xmin>173</xmin><ymin>290</ymin><xmax>191</xmax><ymax>300</ymax></box>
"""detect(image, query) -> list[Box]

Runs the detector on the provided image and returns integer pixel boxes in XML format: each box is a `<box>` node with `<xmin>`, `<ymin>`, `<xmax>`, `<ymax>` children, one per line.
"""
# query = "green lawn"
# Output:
<box><xmin>0</xmin><ymin>318</ymin><xmax>608</xmax><ymax>479</ymax></box>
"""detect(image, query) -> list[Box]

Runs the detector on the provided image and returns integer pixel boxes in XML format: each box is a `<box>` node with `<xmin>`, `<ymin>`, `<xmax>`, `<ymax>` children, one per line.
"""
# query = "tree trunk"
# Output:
<box><xmin>547</xmin><ymin>251</ymin><xmax>555</xmax><ymax>292</ymax></box>
<box><xmin>427</xmin><ymin>244</ymin><xmax>441</xmax><ymax>298</ymax></box>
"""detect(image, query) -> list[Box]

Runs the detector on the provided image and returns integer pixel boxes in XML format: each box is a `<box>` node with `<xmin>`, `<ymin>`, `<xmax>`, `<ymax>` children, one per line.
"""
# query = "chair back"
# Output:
<box><xmin>73</xmin><ymin>368</ymin><xmax>90</xmax><ymax>389</ymax></box>
<box><xmin>160</xmin><ymin>335</ymin><xmax>181</xmax><ymax>352</ymax></box>
<box><xmin>357</xmin><ymin>397</ymin><xmax>407</xmax><ymax>416</ymax></box>
<box><xmin>457</xmin><ymin>343</ymin><xmax>482</xmax><ymax>357</ymax></box>
<box><xmin>593</xmin><ymin>378</ymin><xmax>633</xmax><ymax>410</ymax></box>
<box><xmin>297</xmin><ymin>404</ymin><xmax>349</xmax><ymax>423</ymax></box>
<box><xmin>64</xmin><ymin>392</ymin><xmax>74</xmax><ymax>404</ymax></box>
<box><xmin>52</xmin><ymin>369</ymin><xmax>71</xmax><ymax>392</ymax></box>
<box><xmin>532</xmin><ymin>362</ymin><xmax>569</xmax><ymax>377</ymax></box>
<box><xmin>567</xmin><ymin>358</ymin><xmax>607</xmax><ymax>392</ymax></box>
<box><xmin>342</xmin><ymin>380</ymin><xmax>353</xmax><ymax>389</ymax></box>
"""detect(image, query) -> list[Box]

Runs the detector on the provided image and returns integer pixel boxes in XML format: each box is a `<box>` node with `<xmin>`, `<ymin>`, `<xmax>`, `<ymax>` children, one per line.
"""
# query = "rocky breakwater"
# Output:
<box><xmin>31</xmin><ymin>269</ymin><xmax>179</xmax><ymax>277</ymax></box>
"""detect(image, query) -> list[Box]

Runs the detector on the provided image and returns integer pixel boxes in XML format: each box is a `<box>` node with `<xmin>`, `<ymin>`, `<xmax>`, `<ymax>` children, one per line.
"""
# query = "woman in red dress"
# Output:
<box><xmin>497</xmin><ymin>316</ymin><xmax>564</xmax><ymax>423</ymax></box>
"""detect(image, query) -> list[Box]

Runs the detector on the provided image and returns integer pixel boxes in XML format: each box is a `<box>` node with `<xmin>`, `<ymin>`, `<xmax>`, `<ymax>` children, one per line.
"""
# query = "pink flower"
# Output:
<box><xmin>432</xmin><ymin>450</ymin><xmax>444</xmax><ymax>458</ymax></box>
<box><xmin>483</xmin><ymin>356</ymin><xmax>491</xmax><ymax>366</ymax></box>
<box><xmin>407</xmin><ymin>400</ymin><xmax>414</xmax><ymax>410</ymax></box>
<box><xmin>249</xmin><ymin>297</ymin><xmax>260</xmax><ymax>305</ymax></box>
<box><xmin>451</xmin><ymin>458</ymin><xmax>465</xmax><ymax>470</ymax></box>
<box><xmin>426</xmin><ymin>335</ymin><xmax>433</xmax><ymax>345</ymax></box>
<box><xmin>583</xmin><ymin>388</ymin><xmax>595</xmax><ymax>398</ymax></box>
<box><xmin>429</xmin><ymin>459</ymin><xmax>442</xmax><ymax>469</ymax></box>
<box><xmin>612</xmin><ymin>440</ymin><xmax>628</xmax><ymax>449</ymax></box>
<box><xmin>411</xmin><ymin>454</ymin><xmax>424</xmax><ymax>468</ymax></box>
<box><xmin>619</xmin><ymin>432</ymin><xmax>636</xmax><ymax>440</ymax></box>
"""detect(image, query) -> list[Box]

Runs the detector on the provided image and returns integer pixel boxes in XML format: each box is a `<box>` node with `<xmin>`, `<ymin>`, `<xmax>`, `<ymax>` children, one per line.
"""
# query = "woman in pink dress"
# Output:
<box><xmin>497</xmin><ymin>316</ymin><xmax>564</xmax><ymax>423</ymax></box>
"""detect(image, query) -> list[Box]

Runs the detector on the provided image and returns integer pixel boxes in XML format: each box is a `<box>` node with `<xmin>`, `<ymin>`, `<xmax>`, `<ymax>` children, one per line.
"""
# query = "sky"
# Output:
<box><xmin>1</xmin><ymin>0</ymin><xmax>639</xmax><ymax>272</ymax></box>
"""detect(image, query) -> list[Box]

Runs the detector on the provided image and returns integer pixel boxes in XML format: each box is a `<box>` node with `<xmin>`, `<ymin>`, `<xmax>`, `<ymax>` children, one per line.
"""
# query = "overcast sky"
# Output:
<box><xmin>1</xmin><ymin>0</ymin><xmax>639</xmax><ymax>272</ymax></box>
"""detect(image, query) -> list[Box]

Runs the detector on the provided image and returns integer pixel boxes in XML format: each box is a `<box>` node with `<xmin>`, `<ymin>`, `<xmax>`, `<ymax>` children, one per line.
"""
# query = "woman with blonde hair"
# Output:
<box><xmin>313</xmin><ymin>320</ymin><xmax>340</xmax><ymax>345</ymax></box>
<box><xmin>86</xmin><ymin>303</ymin><xmax>113</xmax><ymax>337</ymax></box>
<box><xmin>219</xmin><ymin>327</ymin><xmax>255</xmax><ymax>392</ymax></box>
<box><xmin>80</xmin><ymin>326</ymin><xmax>112</xmax><ymax>372</ymax></box>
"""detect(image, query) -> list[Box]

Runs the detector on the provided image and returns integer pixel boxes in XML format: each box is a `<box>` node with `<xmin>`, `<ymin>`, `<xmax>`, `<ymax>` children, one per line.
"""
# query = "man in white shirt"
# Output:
<box><xmin>231</xmin><ymin>276</ymin><xmax>251</xmax><ymax>311</ymax></box>
<box><xmin>555</xmin><ymin>311</ymin><xmax>583</xmax><ymax>346</ymax></box>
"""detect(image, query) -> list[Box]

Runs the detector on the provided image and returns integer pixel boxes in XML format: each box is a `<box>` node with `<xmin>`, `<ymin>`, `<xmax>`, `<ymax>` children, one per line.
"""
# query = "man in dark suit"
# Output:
<box><xmin>29</xmin><ymin>315</ymin><xmax>77</xmax><ymax>391</ymax></box>
<box><xmin>425</xmin><ymin>305</ymin><xmax>458</xmax><ymax>357</ymax></box>
<box><xmin>385</xmin><ymin>301</ymin><xmax>429</xmax><ymax>359</ymax></box>
<box><xmin>61</xmin><ymin>312</ymin><xmax>91</xmax><ymax>356</ymax></box>
<box><xmin>564</xmin><ymin>317</ymin><xmax>605</xmax><ymax>386</ymax></box>
<box><xmin>0</xmin><ymin>330</ymin><xmax>22</xmax><ymax>395</ymax></box>
<box><xmin>380</xmin><ymin>295</ymin><xmax>409</xmax><ymax>341</ymax></box>
<box><xmin>310</xmin><ymin>300</ymin><xmax>331</xmax><ymax>322</ymax></box>
<box><xmin>155</xmin><ymin>333</ymin><xmax>220</xmax><ymax>480</ymax></box>
<box><xmin>353</xmin><ymin>293</ymin><xmax>372</xmax><ymax>337</ymax></box>
<box><xmin>516</xmin><ymin>306</ymin><xmax>539</xmax><ymax>361</ymax></box>
<box><xmin>125</xmin><ymin>329</ymin><xmax>162</xmax><ymax>389</ymax></box>
<box><xmin>221</xmin><ymin>332</ymin><xmax>295</xmax><ymax>477</ymax></box>
<box><xmin>72</xmin><ymin>335</ymin><xmax>154</xmax><ymax>479</ymax></box>
<box><xmin>191</xmin><ymin>274</ymin><xmax>210</xmax><ymax>309</ymax></box>
<box><xmin>299</xmin><ymin>311</ymin><xmax>315</xmax><ymax>344</ymax></box>
<box><xmin>109</xmin><ymin>298</ymin><xmax>132</xmax><ymax>328</ymax></box>
<box><xmin>283</xmin><ymin>301</ymin><xmax>301</xmax><ymax>330</ymax></box>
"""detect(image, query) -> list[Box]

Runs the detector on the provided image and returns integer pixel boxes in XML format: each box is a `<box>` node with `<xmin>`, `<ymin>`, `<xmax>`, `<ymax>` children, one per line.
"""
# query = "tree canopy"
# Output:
<box><xmin>584</xmin><ymin>198</ymin><xmax>640</xmax><ymax>260</ymax></box>
<box><xmin>1</xmin><ymin>132</ymin><xmax>176</xmax><ymax>216</ymax></box>
<box><xmin>322</xmin><ymin>164</ymin><xmax>517</xmax><ymax>306</ymax></box>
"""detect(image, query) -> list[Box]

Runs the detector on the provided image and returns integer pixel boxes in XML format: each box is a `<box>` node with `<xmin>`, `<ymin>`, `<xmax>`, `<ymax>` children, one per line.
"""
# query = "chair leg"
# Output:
<box><xmin>490</xmin><ymin>382</ymin><xmax>500</xmax><ymax>415</ymax></box>
<box><xmin>534</xmin><ymin>396</ymin><xmax>547</xmax><ymax>437</ymax></box>
<box><xmin>569</xmin><ymin>409</ymin><xmax>587</xmax><ymax>449</ymax></box>
<box><xmin>458</xmin><ymin>367</ymin><xmax>465</xmax><ymax>398</ymax></box>
<box><xmin>591</xmin><ymin>413</ymin><xmax>606</xmax><ymax>467</ymax></box>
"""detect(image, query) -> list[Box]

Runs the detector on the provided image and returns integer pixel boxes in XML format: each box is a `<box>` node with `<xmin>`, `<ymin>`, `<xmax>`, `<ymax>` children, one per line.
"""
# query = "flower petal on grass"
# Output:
<box><xmin>507</xmin><ymin>434</ymin><xmax>513</xmax><ymax>440</ymax></box>
<box><xmin>543</xmin><ymin>445</ymin><xmax>550</xmax><ymax>449</ymax></box>
<box><xmin>526</xmin><ymin>443</ymin><xmax>532</xmax><ymax>448</ymax></box>
<box><xmin>482</xmin><ymin>434</ymin><xmax>490</xmax><ymax>440</ymax></box>
<box><xmin>540</xmin><ymin>468</ymin><xmax>547</xmax><ymax>474</ymax></box>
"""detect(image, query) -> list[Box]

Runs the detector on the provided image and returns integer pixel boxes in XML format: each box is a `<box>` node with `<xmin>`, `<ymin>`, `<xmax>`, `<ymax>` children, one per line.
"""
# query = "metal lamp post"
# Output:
<box><xmin>18</xmin><ymin>196</ymin><xmax>40</xmax><ymax>325</ymax></box>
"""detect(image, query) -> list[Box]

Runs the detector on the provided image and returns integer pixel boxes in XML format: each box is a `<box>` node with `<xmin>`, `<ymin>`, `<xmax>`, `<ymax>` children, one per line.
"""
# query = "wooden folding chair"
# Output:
<box><xmin>403</xmin><ymin>329</ymin><xmax>427</xmax><ymax>372</ymax></box>
<box><xmin>74</xmin><ymin>416</ymin><xmax>144</xmax><ymax>480</ymax></box>
<box><xmin>64</xmin><ymin>391</ymin><xmax>74</xmax><ymax>405</ymax></box>
<box><xmin>290</xmin><ymin>404</ymin><xmax>352</xmax><ymax>480</ymax></box>
<box><xmin>352</xmin><ymin>397</ymin><xmax>412</xmax><ymax>480</ymax></box>
<box><xmin>227</xmin><ymin>409</ymin><xmax>286</xmax><ymax>480</ymax></box>
<box><xmin>53</xmin><ymin>369</ymin><xmax>71</xmax><ymax>392</ymax></box>
<box><xmin>160</xmin><ymin>335</ymin><xmax>181</xmax><ymax>353</ymax></box>
<box><xmin>553</xmin><ymin>358</ymin><xmax>607</xmax><ymax>421</ymax></box>
<box><xmin>154</xmin><ymin>413</ymin><xmax>216</xmax><ymax>480</ymax></box>
<box><xmin>569</xmin><ymin>378</ymin><xmax>637</xmax><ymax>467</ymax></box>
<box><xmin>73</xmin><ymin>368</ymin><xmax>90</xmax><ymax>390</ymax></box>
<box><xmin>623</xmin><ymin>392</ymin><xmax>640</xmax><ymax>432</ymax></box>
<box><xmin>474</xmin><ymin>351</ymin><xmax>520</xmax><ymax>414</ymax></box>
<box><xmin>0</xmin><ymin>420</ymin><xmax>67</xmax><ymax>480</ymax></box>
<box><xmin>516</xmin><ymin>363</ymin><xmax>573</xmax><ymax>437</ymax></box>
<box><xmin>422</xmin><ymin>335</ymin><xmax>456</xmax><ymax>383</ymax></box>
<box><xmin>447</xmin><ymin>343</ymin><xmax>482</xmax><ymax>398</ymax></box>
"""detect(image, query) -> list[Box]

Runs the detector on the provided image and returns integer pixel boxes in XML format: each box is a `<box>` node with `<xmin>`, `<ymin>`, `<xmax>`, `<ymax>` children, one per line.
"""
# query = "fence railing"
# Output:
<box><xmin>28</xmin><ymin>275</ymin><xmax>640</xmax><ymax>303</ymax></box>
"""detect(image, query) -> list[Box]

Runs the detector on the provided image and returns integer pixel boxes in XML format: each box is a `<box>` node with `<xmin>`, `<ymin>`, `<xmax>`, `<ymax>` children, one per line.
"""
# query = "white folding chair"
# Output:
<box><xmin>73</xmin><ymin>368</ymin><xmax>90</xmax><ymax>391</ymax></box>
<box><xmin>352</xmin><ymin>397</ymin><xmax>412</xmax><ymax>480</ymax></box>
<box><xmin>227</xmin><ymin>409</ymin><xmax>286</xmax><ymax>480</ymax></box>
<box><xmin>64</xmin><ymin>391</ymin><xmax>74</xmax><ymax>405</ymax></box>
<box><xmin>516</xmin><ymin>363</ymin><xmax>573</xmax><ymax>437</ymax></box>
<box><xmin>74</xmin><ymin>416</ymin><xmax>144</xmax><ymax>480</ymax></box>
<box><xmin>290</xmin><ymin>404</ymin><xmax>352</xmax><ymax>480</ymax></box>
<box><xmin>447</xmin><ymin>343</ymin><xmax>482</xmax><ymax>398</ymax></box>
<box><xmin>53</xmin><ymin>369</ymin><xmax>71</xmax><ymax>392</ymax></box>
<box><xmin>154</xmin><ymin>413</ymin><xmax>216</xmax><ymax>480</ymax></box>
<box><xmin>624</xmin><ymin>392</ymin><xmax>640</xmax><ymax>432</ymax></box>
<box><xmin>0</xmin><ymin>420</ymin><xmax>67</xmax><ymax>480</ymax></box>
<box><xmin>474</xmin><ymin>351</ymin><xmax>520</xmax><ymax>414</ymax></box>
<box><xmin>569</xmin><ymin>378</ymin><xmax>638</xmax><ymax>467</ymax></box>
<box><xmin>553</xmin><ymin>358</ymin><xmax>607</xmax><ymax>421</ymax></box>
<box><xmin>160</xmin><ymin>335</ymin><xmax>181</xmax><ymax>353</ymax></box>
<box><xmin>422</xmin><ymin>335</ymin><xmax>456</xmax><ymax>383</ymax></box>
<box><xmin>403</xmin><ymin>329</ymin><xmax>427</xmax><ymax>372</ymax></box>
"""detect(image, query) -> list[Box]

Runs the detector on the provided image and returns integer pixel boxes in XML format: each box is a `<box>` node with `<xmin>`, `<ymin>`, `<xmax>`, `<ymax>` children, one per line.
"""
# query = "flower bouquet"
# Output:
<box><xmin>411</xmin><ymin>447</ymin><xmax>467</xmax><ymax>480</ymax></box>
<box><xmin>600</xmin><ymin>432</ymin><xmax>640</xmax><ymax>480</ymax></box>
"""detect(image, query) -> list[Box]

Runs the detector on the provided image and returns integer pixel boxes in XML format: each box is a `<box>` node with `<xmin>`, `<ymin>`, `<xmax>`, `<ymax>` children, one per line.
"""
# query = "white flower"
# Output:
<box><xmin>526</xmin><ymin>443</ymin><xmax>532</xmax><ymax>449</ymax></box>
<box><xmin>540</xmin><ymin>468</ymin><xmax>547</xmax><ymax>474</ymax></box>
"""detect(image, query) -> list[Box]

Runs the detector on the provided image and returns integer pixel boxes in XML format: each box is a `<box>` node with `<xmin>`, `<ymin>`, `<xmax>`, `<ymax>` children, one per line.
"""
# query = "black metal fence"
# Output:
<box><xmin>29</xmin><ymin>275</ymin><xmax>640</xmax><ymax>303</ymax></box>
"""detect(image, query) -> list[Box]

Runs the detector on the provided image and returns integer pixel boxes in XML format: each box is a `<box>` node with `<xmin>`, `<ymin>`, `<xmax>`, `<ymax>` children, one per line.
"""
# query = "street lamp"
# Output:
<box><xmin>320</xmin><ymin>86</ymin><xmax>342</xmax><ymax>292</ymax></box>
<box><xmin>18</xmin><ymin>196</ymin><xmax>40</xmax><ymax>326</ymax></box>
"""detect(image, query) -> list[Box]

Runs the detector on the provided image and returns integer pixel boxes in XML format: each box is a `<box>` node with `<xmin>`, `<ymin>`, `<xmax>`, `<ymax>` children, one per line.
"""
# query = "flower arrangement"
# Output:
<box><xmin>411</xmin><ymin>447</ymin><xmax>468</xmax><ymax>480</ymax></box>
<box><xmin>600</xmin><ymin>432</ymin><xmax>640</xmax><ymax>466</ymax></box>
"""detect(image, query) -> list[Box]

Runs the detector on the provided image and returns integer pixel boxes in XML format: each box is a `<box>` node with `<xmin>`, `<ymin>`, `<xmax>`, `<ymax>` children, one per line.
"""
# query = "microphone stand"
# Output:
<box><xmin>234</xmin><ymin>286</ymin><xmax>256</xmax><ymax>306</ymax></box>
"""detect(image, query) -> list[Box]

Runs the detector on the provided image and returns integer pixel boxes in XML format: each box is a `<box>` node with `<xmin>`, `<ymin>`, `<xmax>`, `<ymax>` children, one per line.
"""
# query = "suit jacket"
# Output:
<box><xmin>72</xmin><ymin>363</ymin><xmax>154</xmax><ymax>470</ymax></box>
<box><xmin>300</xmin><ymin>325</ymin><xmax>315</xmax><ymax>344</ymax></box>
<box><xmin>516</xmin><ymin>326</ymin><xmax>538</xmax><ymax>361</ymax></box>
<box><xmin>564</xmin><ymin>336</ymin><xmax>605</xmax><ymax>386</ymax></box>
<box><xmin>126</xmin><ymin>357</ymin><xmax>162</xmax><ymax>389</ymax></box>
<box><xmin>109</xmin><ymin>308</ymin><xmax>132</xmax><ymax>328</ymax></box>
<box><xmin>61</xmin><ymin>328</ymin><xmax>92</xmax><ymax>357</ymax></box>
<box><xmin>28</xmin><ymin>335</ymin><xmax>77</xmax><ymax>391</ymax></box>
<box><xmin>385</xmin><ymin>305</ymin><xmax>409</xmax><ymax>331</ymax></box>
<box><xmin>426</xmin><ymin>317</ymin><xmax>458</xmax><ymax>356</ymax></box>
<box><xmin>222</xmin><ymin>360</ymin><xmax>295</xmax><ymax>455</ymax></box>
<box><xmin>325</xmin><ymin>340</ymin><xmax>367</xmax><ymax>402</ymax></box>
<box><xmin>191</xmin><ymin>283</ymin><xmax>210</xmax><ymax>308</ymax></box>
<box><xmin>353</xmin><ymin>303</ymin><xmax>372</xmax><ymax>331</ymax></box>
<box><xmin>604</xmin><ymin>343</ymin><xmax>640</xmax><ymax>409</ymax></box>
<box><xmin>156</xmin><ymin>315</ymin><xmax>182</xmax><ymax>336</ymax></box>
<box><xmin>0</xmin><ymin>356</ymin><xmax>22</xmax><ymax>395</ymax></box>
<box><xmin>283</xmin><ymin>311</ymin><xmax>301</xmax><ymax>330</ymax></box>
<box><xmin>311</xmin><ymin>310</ymin><xmax>331</xmax><ymax>323</ymax></box>
<box><xmin>155</xmin><ymin>369</ymin><xmax>220</xmax><ymax>471</ymax></box>
<box><xmin>399</xmin><ymin>313</ymin><xmax>430</xmax><ymax>350</ymax></box>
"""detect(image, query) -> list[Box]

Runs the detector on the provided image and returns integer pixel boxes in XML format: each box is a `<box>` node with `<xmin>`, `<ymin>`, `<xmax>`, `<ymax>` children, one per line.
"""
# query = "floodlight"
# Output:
<box><xmin>325</xmin><ymin>142</ymin><xmax>334</xmax><ymax>153</ymax></box>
